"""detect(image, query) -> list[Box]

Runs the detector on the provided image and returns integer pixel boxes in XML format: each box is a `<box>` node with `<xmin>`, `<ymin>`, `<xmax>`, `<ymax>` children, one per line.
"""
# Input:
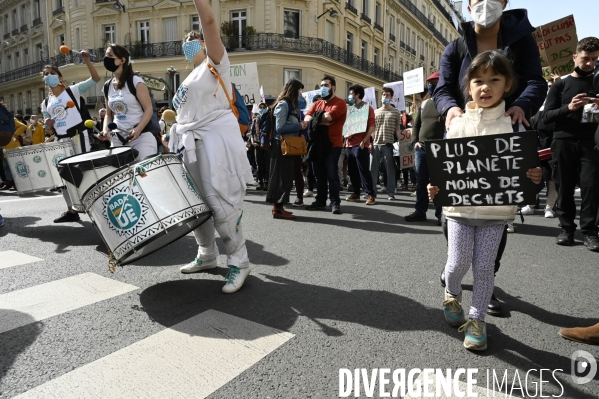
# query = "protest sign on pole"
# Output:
<box><xmin>398</xmin><ymin>129</ymin><xmax>415</xmax><ymax>169</ymax></box>
<box><xmin>363</xmin><ymin>87</ymin><xmax>377</xmax><ymax>108</ymax></box>
<box><xmin>426</xmin><ymin>131</ymin><xmax>538</xmax><ymax>207</ymax></box>
<box><xmin>260</xmin><ymin>86</ymin><xmax>265</xmax><ymax>104</ymax></box>
<box><xmin>342</xmin><ymin>105</ymin><xmax>370</xmax><ymax>137</ymax></box>
<box><xmin>403</xmin><ymin>67</ymin><xmax>424</xmax><ymax>96</ymax></box>
<box><xmin>230</xmin><ymin>62</ymin><xmax>261</xmax><ymax>105</ymax></box>
<box><xmin>252</xmin><ymin>104</ymin><xmax>259</xmax><ymax>114</ymax></box>
<box><xmin>383</xmin><ymin>81</ymin><xmax>406</xmax><ymax>111</ymax></box>
<box><xmin>533</xmin><ymin>15</ymin><xmax>577</xmax><ymax>80</ymax></box>
<box><xmin>302</xmin><ymin>89</ymin><xmax>322</xmax><ymax>110</ymax></box>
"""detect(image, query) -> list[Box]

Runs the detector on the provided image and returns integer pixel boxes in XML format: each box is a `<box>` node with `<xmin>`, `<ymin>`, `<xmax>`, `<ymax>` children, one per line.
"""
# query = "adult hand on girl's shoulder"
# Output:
<box><xmin>445</xmin><ymin>107</ymin><xmax>463</xmax><ymax>130</ymax></box>
<box><xmin>427</xmin><ymin>184</ymin><xmax>439</xmax><ymax>200</ymax></box>
<box><xmin>505</xmin><ymin>106</ymin><xmax>530</xmax><ymax>127</ymax></box>
<box><xmin>526</xmin><ymin>167</ymin><xmax>542</xmax><ymax>184</ymax></box>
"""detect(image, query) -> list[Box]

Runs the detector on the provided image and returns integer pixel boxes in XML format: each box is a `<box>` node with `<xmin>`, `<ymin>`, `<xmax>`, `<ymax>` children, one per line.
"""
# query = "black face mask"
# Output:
<box><xmin>103</xmin><ymin>57</ymin><xmax>120</xmax><ymax>72</ymax></box>
<box><xmin>575</xmin><ymin>66</ymin><xmax>594</xmax><ymax>78</ymax></box>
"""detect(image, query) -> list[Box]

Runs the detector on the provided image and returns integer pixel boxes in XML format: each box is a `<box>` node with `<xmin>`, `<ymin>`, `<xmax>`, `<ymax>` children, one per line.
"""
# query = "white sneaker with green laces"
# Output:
<box><xmin>180</xmin><ymin>257</ymin><xmax>218</xmax><ymax>274</ymax></box>
<box><xmin>458</xmin><ymin>319</ymin><xmax>487</xmax><ymax>351</ymax></box>
<box><xmin>443</xmin><ymin>290</ymin><xmax>466</xmax><ymax>327</ymax></box>
<box><xmin>222</xmin><ymin>266</ymin><xmax>251</xmax><ymax>294</ymax></box>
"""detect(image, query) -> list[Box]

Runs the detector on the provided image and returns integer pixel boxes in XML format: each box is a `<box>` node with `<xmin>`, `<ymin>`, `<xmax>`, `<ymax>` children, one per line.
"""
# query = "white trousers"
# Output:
<box><xmin>186</xmin><ymin>138</ymin><xmax>249</xmax><ymax>268</ymax></box>
<box><xmin>111</xmin><ymin>132</ymin><xmax>157</xmax><ymax>160</ymax></box>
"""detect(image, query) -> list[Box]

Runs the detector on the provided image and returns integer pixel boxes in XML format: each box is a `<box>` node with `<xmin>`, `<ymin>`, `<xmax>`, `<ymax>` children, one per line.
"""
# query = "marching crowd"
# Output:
<box><xmin>1</xmin><ymin>0</ymin><xmax>599</xmax><ymax>349</ymax></box>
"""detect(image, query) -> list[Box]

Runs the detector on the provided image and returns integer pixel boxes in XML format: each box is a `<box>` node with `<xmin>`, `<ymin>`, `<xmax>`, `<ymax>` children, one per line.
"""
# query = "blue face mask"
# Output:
<box><xmin>382</xmin><ymin>97</ymin><xmax>390</xmax><ymax>105</ymax></box>
<box><xmin>44</xmin><ymin>74</ymin><xmax>60</xmax><ymax>87</ymax></box>
<box><xmin>182</xmin><ymin>40</ymin><xmax>203</xmax><ymax>62</ymax></box>
<box><xmin>259</xmin><ymin>108</ymin><xmax>267</xmax><ymax>115</ymax></box>
<box><xmin>320</xmin><ymin>86</ymin><xmax>330</xmax><ymax>97</ymax></box>
<box><xmin>299</xmin><ymin>95</ymin><xmax>307</xmax><ymax>109</ymax></box>
<box><xmin>428</xmin><ymin>84</ymin><xmax>436</xmax><ymax>97</ymax></box>
<box><xmin>348</xmin><ymin>95</ymin><xmax>355</xmax><ymax>104</ymax></box>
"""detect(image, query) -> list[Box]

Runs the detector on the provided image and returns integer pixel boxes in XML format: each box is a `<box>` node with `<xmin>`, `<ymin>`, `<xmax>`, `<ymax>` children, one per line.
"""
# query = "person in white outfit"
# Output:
<box><xmin>168</xmin><ymin>0</ymin><xmax>253</xmax><ymax>294</ymax></box>
<box><xmin>98</xmin><ymin>44</ymin><xmax>157</xmax><ymax>160</ymax></box>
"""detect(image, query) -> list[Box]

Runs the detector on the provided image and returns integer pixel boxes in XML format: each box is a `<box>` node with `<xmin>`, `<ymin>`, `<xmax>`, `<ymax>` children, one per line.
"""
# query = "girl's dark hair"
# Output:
<box><xmin>462</xmin><ymin>50</ymin><xmax>518</xmax><ymax>101</ymax></box>
<box><xmin>107</xmin><ymin>44</ymin><xmax>134</xmax><ymax>90</ymax></box>
<box><xmin>42</xmin><ymin>64</ymin><xmax>62</xmax><ymax>77</ymax></box>
<box><xmin>274</xmin><ymin>78</ymin><xmax>303</xmax><ymax>110</ymax></box>
<box><xmin>184</xmin><ymin>30</ymin><xmax>204</xmax><ymax>42</ymax></box>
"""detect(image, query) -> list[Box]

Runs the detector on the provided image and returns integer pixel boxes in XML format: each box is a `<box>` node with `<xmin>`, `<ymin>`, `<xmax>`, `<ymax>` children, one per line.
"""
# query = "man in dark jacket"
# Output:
<box><xmin>434</xmin><ymin>5</ymin><xmax>547</xmax><ymax>130</ymax></box>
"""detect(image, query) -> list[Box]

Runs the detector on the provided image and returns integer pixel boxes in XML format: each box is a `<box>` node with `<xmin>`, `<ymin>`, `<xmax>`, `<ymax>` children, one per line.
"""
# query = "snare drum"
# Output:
<box><xmin>5</xmin><ymin>140</ymin><xmax>74</xmax><ymax>195</ymax></box>
<box><xmin>82</xmin><ymin>153</ymin><xmax>212</xmax><ymax>265</ymax></box>
<box><xmin>56</xmin><ymin>147</ymin><xmax>138</xmax><ymax>213</ymax></box>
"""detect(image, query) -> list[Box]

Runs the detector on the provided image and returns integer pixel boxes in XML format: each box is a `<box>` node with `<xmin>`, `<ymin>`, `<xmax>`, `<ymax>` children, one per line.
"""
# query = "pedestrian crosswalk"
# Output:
<box><xmin>0</xmin><ymin>250</ymin><xmax>43</xmax><ymax>270</ymax></box>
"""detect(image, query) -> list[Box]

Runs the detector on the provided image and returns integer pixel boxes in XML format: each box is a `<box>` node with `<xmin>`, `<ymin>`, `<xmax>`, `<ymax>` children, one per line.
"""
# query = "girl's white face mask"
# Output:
<box><xmin>470</xmin><ymin>0</ymin><xmax>504</xmax><ymax>29</ymax></box>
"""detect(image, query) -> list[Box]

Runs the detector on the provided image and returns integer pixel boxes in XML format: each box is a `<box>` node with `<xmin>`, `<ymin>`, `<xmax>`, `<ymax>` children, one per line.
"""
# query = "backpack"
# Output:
<box><xmin>0</xmin><ymin>102</ymin><xmax>15</xmax><ymax>146</ymax></box>
<box><xmin>206</xmin><ymin>61</ymin><xmax>251</xmax><ymax>135</ymax></box>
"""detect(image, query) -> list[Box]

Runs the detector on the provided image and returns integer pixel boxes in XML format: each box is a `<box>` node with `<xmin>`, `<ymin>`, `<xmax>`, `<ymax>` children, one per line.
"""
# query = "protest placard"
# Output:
<box><xmin>230</xmin><ymin>62</ymin><xmax>261</xmax><ymax>105</ymax></box>
<box><xmin>398</xmin><ymin>129</ymin><xmax>415</xmax><ymax>169</ymax></box>
<box><xmin>403</xmin><ymin>67</ymin><xmax>424</xmax><ymax>96</ymax></box>
<box><xmin>343</xmin><ymin>104</ymin><xmax>370</xmax><ymax>137</ymax></box>
<box><xmin>533</xmin><ymin>15</ymin><xmax>578</xmax><ymax>79</ymax></box>
<box><xmin>426</xmin><ymin>131</ymin><xmax>538</xmax><ymax>207</ymax></box>
<box><xmin>383</xmin><ymin>81</ymin><xmax>406</xmax><ymax>111</ymax></box>
<box><xmin>363</xmin><ymin>87</ymin><xmax>377</xmax><ymax>108</ymax></box>
<box><xmin>302</xmin><ymin>89</ymin><xmax>322</xmax><ymax>111</ymax></box>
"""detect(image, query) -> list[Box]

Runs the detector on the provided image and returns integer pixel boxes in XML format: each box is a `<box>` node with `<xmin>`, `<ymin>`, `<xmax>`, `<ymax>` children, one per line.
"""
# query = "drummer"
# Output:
<box><xmin>168</xmin><ymin>0</ymin><xmax>253</xmax><ymax>294</ymax></box>
<box><xmin>41</xmin><ymin>54</ymin><xmax>100</xmax><ymax>223</ymax></box>
<box><xmin>97</xmin><ymin>44</ymin><xmax>157</xmax><ymax>160</ymax></box>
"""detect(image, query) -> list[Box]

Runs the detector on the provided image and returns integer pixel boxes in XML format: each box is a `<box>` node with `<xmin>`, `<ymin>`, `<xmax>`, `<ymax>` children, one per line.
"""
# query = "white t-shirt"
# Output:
<box><xmin>173</xmin><ymin>53</ymin><xmax>233</xmax><ymax>125</ymax></box>
<box><xmin>41</xmin><ymin>85</ymin><xmax>84</xmax><ymax>136</ymax></box>
<box><xmin>107</xmin><ymin>76</ymin><xmax>146</xmax><ymax>131</ymax></box>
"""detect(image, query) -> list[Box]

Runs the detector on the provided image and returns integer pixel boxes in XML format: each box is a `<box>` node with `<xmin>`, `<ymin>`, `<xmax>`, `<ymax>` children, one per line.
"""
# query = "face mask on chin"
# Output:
<box><xmin>574</xmin><ymin>66</ymin><xmax>594</xmax><ymax>77</ymax></box>
<box><xmin>471</xmin><ymin>0</ymin><xmax>504</xmax><ymax>29</ymax></box>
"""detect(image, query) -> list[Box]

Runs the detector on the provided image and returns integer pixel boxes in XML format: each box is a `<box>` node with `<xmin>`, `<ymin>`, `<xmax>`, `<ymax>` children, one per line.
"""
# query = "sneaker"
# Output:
<box><xmin>332</xmin><ymin>205</ymin><xmax>342</xmax><ymax>214</ymax></box>
<box><xmin>520</xmin><ymin>205</ymin><xmax>535</xmax><ymax>215</ymax></box>
<box><xmin>443</xmin><ymin>290</ymin><xmax>466</xmax><ymax>327</ymax></box>
<box><xmin>410</xmin><ymin>191</ymin><xmax>417</xmax><ymax>197</ymax></box>
<box><xmin>544</xmin><ymin>205</ymin><xmax>555</xmax><ymax>218</ymax></box>
<box><xmin>377</xmin><ymin>186</ymin><xmax>387</xmax><ymax>193</ymax></box>
<box><xmin>255</xmin><ymin>183</ymin><xmax>264</xmax><ymax>190</ymax></box>
<box><xmin>180</xmin><ymin>257</ymin><xmax>218</xmax><ymax>273</ymax></box>
<box><xmin>506</xmin><ymin>221</ymin><xmax>514</xmax><ymax>233</ymax></box>
<box><xmin>388</xmin><ymin>195</ymin><xmax>396</xmax><ymax>201</ymax></box>
<box><xmin>0</xmin><ymin>214</ymin><xmax>4</xmax><ymax>227</ymax></box>
<box><xmin>458</xmin><ymin>319</ymin><xmax>487</xmax><ymax>351</ymax></box>
<box><xmin>405</xmin><ymin>211</ymin><xmax>427</xmax><ymax>222</ymax></box>
<box><xmin>303</xmin><ymin>190</ymin><xmax>314</xmax><ymax>198</ymax></box>
<box><xmin>365</xmin><ymin>195</ymin><xmax>376</xmax><ymax>205</ymax></box>
<box><xmin>305</xmin><ymin>201</ymin><xmax>326</xmax><ymax>211</ymax></box>
<box><xmin>54</xmin><ymin>211</ymin><xmax>81</xmax><ymax>223</ymax></box>
<box><xmin>583</xmin><ymin>235</ymin><xmax>599</xmax><ymax>252</ymax></box>
<box><xmin>292</xmin><ymin>198</ymin><xmax>304</xmax><ymax>207</ymax></box>
<box><xmin>556</xmin><ymin>229</ymin><xmax>574</xmax><ymax>246</ymax></box>
<box><xmin>222</xmin><ymin>266</ymin><xmax>251</xmax><ymax>294</ymax></box>
<box><xmin>346</xmin><ymin>193</ymin><xmax>360</xmax><ymax>202</ymax></box>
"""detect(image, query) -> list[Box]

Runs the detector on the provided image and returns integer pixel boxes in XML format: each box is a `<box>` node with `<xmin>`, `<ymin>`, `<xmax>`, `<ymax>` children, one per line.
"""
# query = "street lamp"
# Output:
<box><xmin>166</xmin><ymin>66</ymin><xmax>177</xmax><ymax>110</ymax></box>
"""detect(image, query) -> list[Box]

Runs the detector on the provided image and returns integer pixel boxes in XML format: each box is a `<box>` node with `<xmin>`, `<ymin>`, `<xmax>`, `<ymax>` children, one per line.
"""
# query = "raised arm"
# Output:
<box><xmin>193</xmin><ymin>0</ymin><xmax>224</xmax><ymax>64</ymax></box>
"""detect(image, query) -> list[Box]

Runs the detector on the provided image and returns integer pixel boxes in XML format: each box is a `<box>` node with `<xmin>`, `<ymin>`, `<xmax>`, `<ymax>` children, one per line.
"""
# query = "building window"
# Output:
<box><xmin>20</xmin><ymin>4</ymin><xmax>26</xmax><ymax>26</ymax></box>
<box><xmin>283</xmin><ymin>10</ymin><xmax>300</xmax><ymax>39</ymax></box>
<box><xmin>361</xmin><ymin>40</ymin><xmax>367</xmax><ymax>60</ymax></box>
<box><xmin>27</xmin><ymin>91</ymin><xmax>32</xmax><ymax>109</ymax></box>
<box><xmin>389</xmin><ymin>16</ymin><xmax>395</xmax><ymax>38</ymax></box>
<box><xmin>163</xmin><ymin>17</ymin><xmax>178</xmax><ymax>42</ymax></box>
<box><xmin>15</xmin><ymin>51</ymin><xmax>20</xmax><ymax>68</ymax></box>
<box><xmin>362</xmin><ymin>0</ymin><xmax>368</xmax><ymax>16</ymax></box>
<box><xmin>231</xmin><ymin>10</ymin><xmax>247</xmax><ymax>37</ymax></box>
<box><xmin>7</xmin><ymin>55</ymin><xmax>11</xmax><ymax>70</ymax></box>
<box><xmin>36</xmin><ymin>43</ymin><xmax>42</xmax><ymax>62</ymax></box>
<box><xmin>75</xmin><ymin>28</ymin><xmax>80</xmax><ymax>49</ymax></box>
<box><xmin>400</xmin><ymin>23</ymin><xmax>404</xmax><ymax>42</ymax></box>
<box><xmin>284</xmin><ymin>68</ymin><xmax>301</xmax><ymax>84</ymax></box>
<box><xmin>34</xmin><ymin>0</ymin><xmax>40</xmax><ymax>19</ymax></box>
<box><xmin>389</xmin><ymin>55</ymin><xmax>394</xmax><ymax>72</ymax></box>
<box><xmin>191</xmin><ymin>16</ymin><xmax>200</xmax><ymax>32</ymax></box>
<box><xmin>23</xmin><ymin>48</ymin><xmax>28</xmax><ymax>64</ymax></box>
<box><xmin>39</xmin><ymin>88</ymin><xmax>45</xmax><ymax>106</ymax></box>
<box><xmin>103</xmin><ymin>24</ymin><xmax>115</xmax><ymax>45</ymax></box>
<box><xmin>374</xmin><ymin>47</ymin><xmax>379</xmax><ymax>66</ymax></box>
<box><xmin>325</xmin><ymin>20</ymin><xmax>335</xmax><ymax>43</ymax></box>
<box><xmin>375</xmin><ymin>3</ymin><xmax>381</xmax><ymax>25</ymax></box>
<box><xmin>346</xmin><ymin>32</ymin><xmax>353</xmax><ymax>54</ymax></box>
<box><xmin>138</xmin><ymin>21</ymin><xmax>150</xmax><ymax>43</ymax></box>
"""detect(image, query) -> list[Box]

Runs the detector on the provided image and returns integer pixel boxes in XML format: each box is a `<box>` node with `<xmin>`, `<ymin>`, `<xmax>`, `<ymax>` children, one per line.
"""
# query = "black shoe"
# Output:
<box><xmin>292</xmin><ymin>198</ymin><xmax>304</xmax><ymax>207</ymax></box>
<box><xmin>583</xmin><ymin>235</ymin><xmax>599</xmax><ymax>252</ymax></box>
<box><xmin>332</xmin><ymin>205</ymin><xmax>342</xmax><ymax>215</ymax></box>
<box><xmin>440</xmin><ymin>270</ymin><xmax>446</xmax><ymax>288</ymax></box>
<box><xmin>556</xmin><ymin>229</ymin><xmax>574</xmax><ymax>246</ymax></box>
<box><xmin>255</xmin><ymin>183</ymin><xmax>264</xmax><ymax>190</ymax></box>
<box><xmin>262</xmin><ymin>184</ymin><xmax>268</xmax><ymax>191</ymax></box>
<box><xmin>305</xmin><ymin>201</ymin><xmax>326</xmax><ymax>211</ymax></box>
<box><xmin>487</xmin><ymin>293</ymin><xmax>503</xmax><ymax>315</ymax></box>
<box><xmin>405</xmin><ymin>211</ymin><xmax>427</xmax><ymax>222</ymax></box>
<box><xmin>54</xmin><ymin>211</ymin><xmax>81</xmax><ymax>223</ymax></box>
<box><xmin>437</xmin><ymin>216</ymin><xmax>442</xmax><ymax>226</ymax></box>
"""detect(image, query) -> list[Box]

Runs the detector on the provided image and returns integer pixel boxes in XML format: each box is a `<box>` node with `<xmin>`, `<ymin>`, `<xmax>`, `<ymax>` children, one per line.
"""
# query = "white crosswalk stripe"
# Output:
<box><xmin>0</xmin><ymin>272</ymin><xmax>139</xmax><ymax>334</ymax></box>
<box><xmin>15</xmin><ymin>309</ymin><xmax>294</xmax><ymax>399</ymax></box>
<box><xmin>0</xmin><ymin>250</ymin><xmax>43</xmax><ymax>270</ymax></box>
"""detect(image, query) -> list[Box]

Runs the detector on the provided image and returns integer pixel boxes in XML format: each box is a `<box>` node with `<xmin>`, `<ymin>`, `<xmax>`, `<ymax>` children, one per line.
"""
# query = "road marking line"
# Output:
<box><xmin>0</xmin><ymin>195</ymin><xmax>62</xmax><ymax>203</ymax></box>
<box><xmin>0</xmin><ymin>250</ymin><xmax>43</xmax><ymax>270</ymax></box>
<box><xmin>15</xmin><ymin>309</ymin><xmax>294</xmax><ymax>399</ymax></box>
<box><xmin>0</xmin><ymin>272</ymin><xmax>138</xmax><ymax>334</ymax></box>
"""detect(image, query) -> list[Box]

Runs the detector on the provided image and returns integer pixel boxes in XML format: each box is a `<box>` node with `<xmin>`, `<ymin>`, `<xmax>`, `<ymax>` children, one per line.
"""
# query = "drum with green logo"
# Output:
<box><xmin>82</xmin><ymin>154</ymin><xmax>212</xmax><ymax>265</ymax></box>
<box><xmin>4</xmin><ymin>140</ymin><xmax>74</xmax><ymax>195</ymax></box>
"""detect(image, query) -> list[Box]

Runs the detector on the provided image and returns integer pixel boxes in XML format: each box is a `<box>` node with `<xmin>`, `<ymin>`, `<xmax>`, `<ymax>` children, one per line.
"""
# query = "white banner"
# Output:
<box><xmin>363</xmin><ymin>87</ymin><xmax>377</xmax><ymax>108</ymax></box>
<box><xmin>403</xmin><ymin>67</ymin><xmax>424</xmax><ymax>96</ymax></box>
<box><xmin>383</xmin><ymin>81</ymin><xmax>406</xmax><ymax>111</ymax></box>
<box><xmin>302</xmin><ymin>89</ymin><xmax>322</xmax><ymax>111</ymax></box>
<box><xmin>260</xmin><ymin>86</ymin><xmax>265</xmax><ymax>104</ymax></box>
<box><xmin>230</xmin><ymin>62</ymin><xmax>260</xmax><ymax>106</ymax></box>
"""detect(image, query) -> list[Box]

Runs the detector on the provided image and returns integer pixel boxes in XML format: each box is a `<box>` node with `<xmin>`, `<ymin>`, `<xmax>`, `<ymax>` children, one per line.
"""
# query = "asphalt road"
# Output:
<box><xmin>1</xmin><ymin>185</ymin><xmax>597</xmax><ymax>399</ymax></box>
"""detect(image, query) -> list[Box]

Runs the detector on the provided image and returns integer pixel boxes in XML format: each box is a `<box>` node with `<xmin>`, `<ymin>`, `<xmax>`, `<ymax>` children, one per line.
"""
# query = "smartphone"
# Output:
<box><xmin>585</xmin><ymin>89</ymin><xmax>597</xmax><ymax>101</ymax></box>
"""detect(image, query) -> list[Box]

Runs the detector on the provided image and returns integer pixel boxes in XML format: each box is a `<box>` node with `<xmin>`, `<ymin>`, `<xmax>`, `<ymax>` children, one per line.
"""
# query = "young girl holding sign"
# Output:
<box><xmin>428</xmin><ymin>50</ymin><xmax>541</xmax><ymax>351</ymax></box>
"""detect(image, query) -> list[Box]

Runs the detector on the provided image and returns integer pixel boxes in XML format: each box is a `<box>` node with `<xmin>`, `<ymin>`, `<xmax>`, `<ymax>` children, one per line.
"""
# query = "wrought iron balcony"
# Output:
<box><xmin>25</xmin><ymin>108</ymin><xmax>32</xmax><ymax>115</ymax></box>
<box><xmin>20</xmin><ymin>24</ymin><xmax>27</xmax><ymax>33</ymax></box>
<box><xmin>396</xmin><ymin>0</ymin><xmax>448</xmax><ymax>46</ymax></box>
<box><xmin>360</xmin><ymin>13</ymin><xmax>371</xmax><ymax>24</ymax></box>
<box><xmin>53</xmin><ymin>7</ymin><xmax>65</xmax><ymax>16</ymax></box>
<box><xmin>400</xmin><ymin>41</ymin><xmax>405</xmax><ymax>49</ymax></box>
<box><xmin>32</xmin><ymin>17</ymin><xmax>42</xmax><ymax>27</ymax></box>
<box><xmin>431</xmin><ymin>0</ymin><xmax>453</xmax><ymax>25</ymax></box>
<box><xmin>374</xmin><ymin>23</ymin><xmax>383</xmax><ymax>32</ymax></box>
<box><xmin>96</xmin><ymin>0</ymin><xmax>115</xmax><ymax>2</ymax></box>
<box><xmin>87</xmin><ymin>96</ymin><xmax>106</xmax><ymax>104</ymax></box>
<box><xmin>345</xmin><ymin>3</ymin><xmax>358</xmax><ymax>14</ymax></box>
<box><xmin>11</xmin><ymin>29</ymin><xmax>18</xmax><ymax>36</ymax></box>
<box><xmin>420</xmin><ymin>54</ymin><xmax>424</xmax><ymax>61</ymax></box>
<box><xmin>411</xmin><ymin>48</ymin><xmax>416</xmax><ymax>56</ymax></box>
<box><xmin>389</xmin><ymin>33</ymin><xmax>395</xmax><ymax>42</ymax></box>
<box><xmin>3</xmin><ymin>33</ymin><xmax>10</xmax><ymax>40</ymax></box>
<box><xmin>16</xmin><ymin>109</ymin><xmax>23</xmax><ymax>115</ymax></box>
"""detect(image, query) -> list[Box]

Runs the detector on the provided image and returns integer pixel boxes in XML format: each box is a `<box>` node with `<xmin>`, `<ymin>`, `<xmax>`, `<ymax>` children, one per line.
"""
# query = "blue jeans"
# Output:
<box><xmin>313</xmin><ymin>147</ymin><xmax>342</xmax><ymax>206</ymax></box>
<box><xmin>370</xmin><ymin>144</ymin><xmax>395</xmax><ymax>196</ymax></box>
<box><xmin>415</xmin><ymin>146</ymin><xmax>441</xmax><ymax>217</ymax></box>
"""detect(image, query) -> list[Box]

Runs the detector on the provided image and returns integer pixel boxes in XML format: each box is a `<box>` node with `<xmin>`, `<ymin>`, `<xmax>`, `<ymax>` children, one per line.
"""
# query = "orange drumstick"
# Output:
<box><xmin>66</xmin><ymin>101</ymin><xmax>75</xmax><ymax>108</ymax></box>
<box><xmin>60</xmin><ymin>45</ymin><xmax>70</xmax><ymax>55</ymax></box>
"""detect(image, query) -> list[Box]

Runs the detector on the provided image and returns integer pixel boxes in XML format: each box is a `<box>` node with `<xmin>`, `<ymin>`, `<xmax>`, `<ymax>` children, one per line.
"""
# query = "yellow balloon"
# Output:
<box><xmin>162</xmin><ymin>109</ymin><xmax>176</xmax><ymax>123</ymax></box>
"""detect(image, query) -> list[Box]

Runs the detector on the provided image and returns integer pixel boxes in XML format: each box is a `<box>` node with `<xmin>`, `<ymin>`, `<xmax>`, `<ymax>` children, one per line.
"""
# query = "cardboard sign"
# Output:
<box><xmin>343</xmin><ymin>104</ymin><xmax>370</xmax><ymax>137</ymax></box>
<box><xmin>383</xmin><ymin>81</ymin><xmax>406</xmax><ymax>111</ymax></box>
<box><xmin>230</xmin><ymin>62</ymin><xmax>261</xmax><ymax>105</ymax></box>
<box><xmin>533</xmin><ymin>15</ymin><xmax>578</xmax><ymax>79</ymax></box>
<box><xmin>403</xmin><ymin>67</ymin><xmax>424</xmax><ymax>96</ymax></box>
<box><xmin>302</xmin><ymin>89</ymin><xmax>322</xmax><ymax>111</ymax></box>
<box><xmin>398</xmin><ymin>129</ymin><xmax>415</xmax><ymax>169</ymax></box>
<box><xmin>141</xmin><ymin>75</ymin><xmax>165</xmax><ymax>91</ymax></box>
<box><xmin>426</xmin><ymin>131</ymin><xmax>538</xmax><ymax>207</ymax></box>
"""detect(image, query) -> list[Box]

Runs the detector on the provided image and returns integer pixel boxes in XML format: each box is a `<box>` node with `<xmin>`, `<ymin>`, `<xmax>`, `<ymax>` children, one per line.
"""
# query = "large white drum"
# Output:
<box><xmin>56</xmin><ymin>147</ymin><xmax>138</xmax><ymax>213</ymax></box>
<box><xmin>4</xmin><ymin>140</ymin><xmax>74</xmax><ymax>195</ymax></box>
<box><xmin>82</xmin><ymin>153</ymin><xmax>212</xmax><ymax>265</ymax></box>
